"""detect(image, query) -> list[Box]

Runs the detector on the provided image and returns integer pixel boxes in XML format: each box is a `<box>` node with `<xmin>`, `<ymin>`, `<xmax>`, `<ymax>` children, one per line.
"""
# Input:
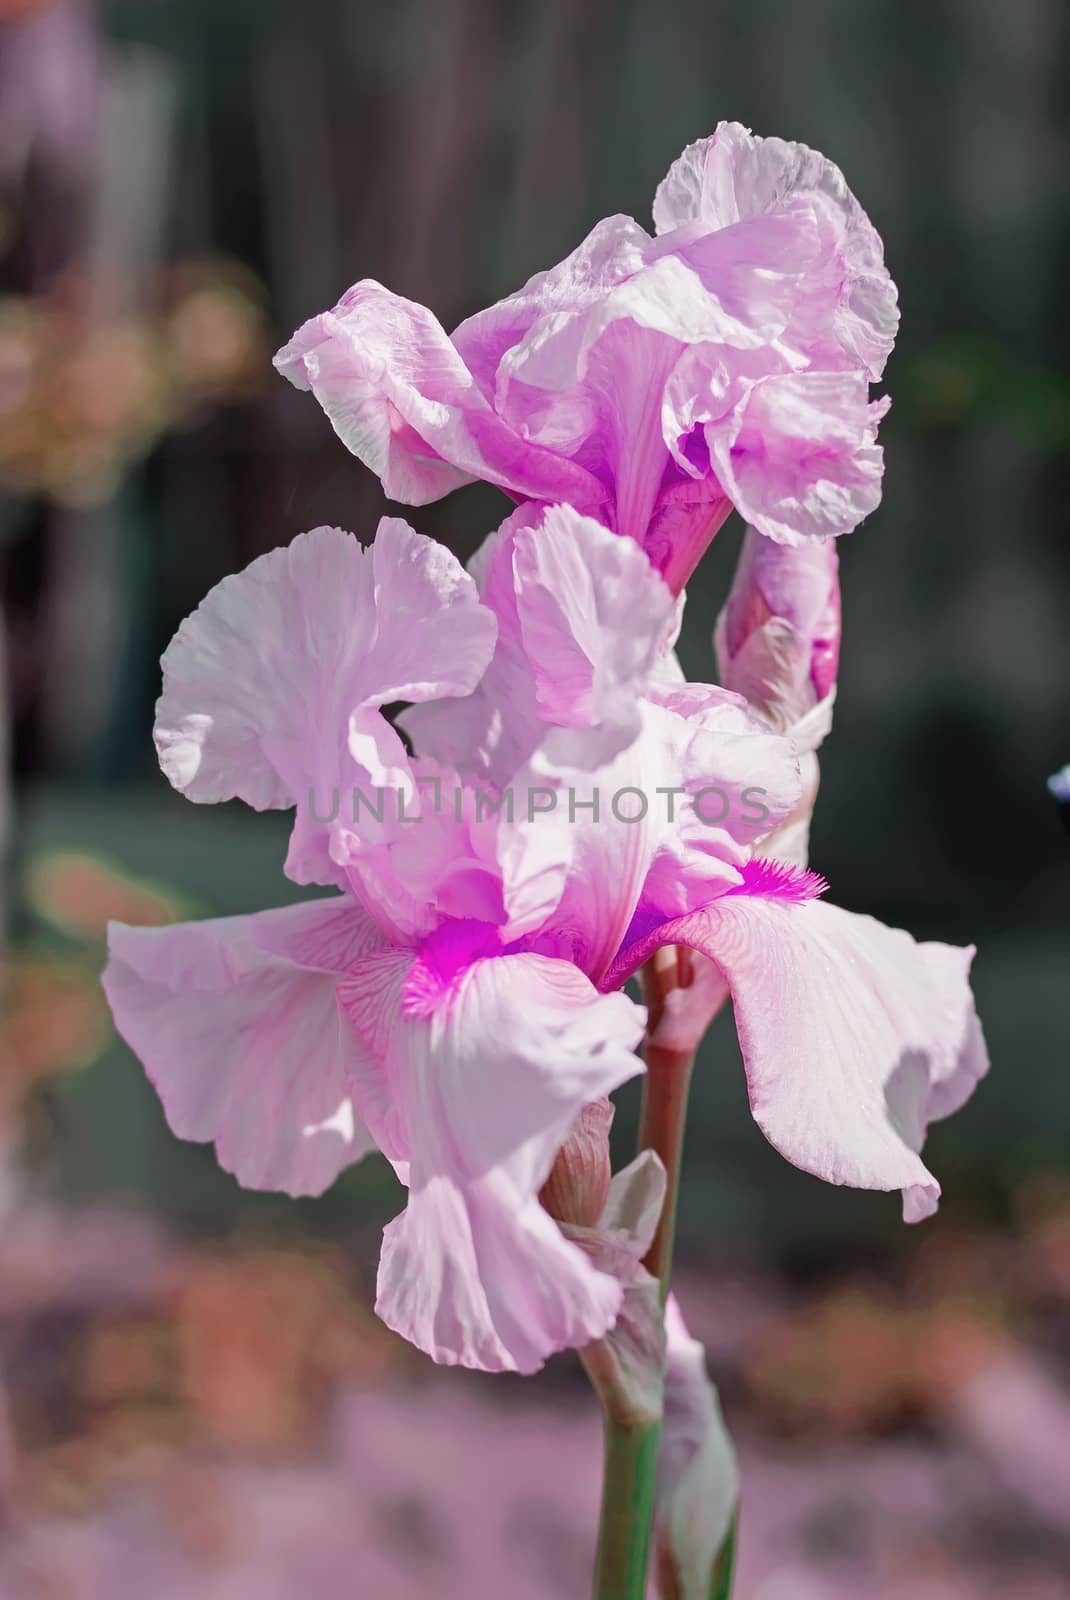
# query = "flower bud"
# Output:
<box><xmin>539</xmin><ymin>1097</ymin><xmax>614</xmax><ymax>1228</ymax></box>
<box><xmin>715</xmin><ymin>531</ymin><xmax>841</xmax><ymax>871</ymax></box>
<box><xmin>715</xmin><ymin>530</ymin><xmax>840</xmax><ymax>733</ymax></box>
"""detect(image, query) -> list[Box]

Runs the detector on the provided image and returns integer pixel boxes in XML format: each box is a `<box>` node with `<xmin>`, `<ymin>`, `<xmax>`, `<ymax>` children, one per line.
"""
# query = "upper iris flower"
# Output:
<box><xmin>103</xmin><ymin>504</ymin><xmax>983</xmax><ymax>1378</ymax></box>
<box><xmin>275</xmin><ymin>122</ymin><xmax>898</xmax><ymax>593</ymax></box>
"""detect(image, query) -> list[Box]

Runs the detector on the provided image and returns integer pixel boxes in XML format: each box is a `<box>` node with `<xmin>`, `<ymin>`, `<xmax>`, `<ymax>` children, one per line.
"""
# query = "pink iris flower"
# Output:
<box><xmin>274</xmin><ymin>122</ymin><xmax>898</xmax><ymax>594</ymax></box>
<box><xmin>103</xmin><ymin>505</ymin><xmax>984</xmax><ymax>1376</ymax></box>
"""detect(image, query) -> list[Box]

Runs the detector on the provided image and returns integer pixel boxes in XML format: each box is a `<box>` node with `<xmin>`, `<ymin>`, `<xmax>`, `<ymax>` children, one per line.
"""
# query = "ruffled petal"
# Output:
<box><xmin>493</xmin><ymin>251</ymin><xmax>788</xmax><ymax>553</ymax></box>
<box><xmin>359</xmin><ymin>516</ymin><xmax>499</xmax><ymax>703</ymax></box>
<box><xmin>338</xmin><ymin>949</ymin><xmax>646</xmax><ymax>1373</ymax></box>
<box><xmin>276</xmin><ymin>127</ymin><xmax>896</xmax><ymax>584</ymax></box>
<box><xmin>275</xmin><ymin>280</ymin><xmax>605</xmax><ymax>508</ymax></box>
<box><xmin>452</xmin><ymin>214</ymin><xmax>652</xmax><ymax>386</ymax></box>
<box><xmin>399</xmin><ymin>502</ymin><xmax>546</xmax><ymax>785</ymax></box>
<box><xmin>608</xmin><ymin>896</ymin><xmax>988</xmax><ymax>1218</ymax></box>
<box><xmin>466</xmin><ymin>211</ymin><xmax>834</xmax><ymax>563</ymax></box>
<box><xmin>402</xmin><ymin>503</ymin><xmax>677</xmax><ymax>786</ymax></box>
<box><xmin>653</xmin><ymin>120</ymin><xmax>898</xmax><ymax>379</ymax></box>
<box><xmin>154</xmin><ymin>520</ymin><xmax>495</xmax><ymax>886</ymax></box>
<box><xmin>513</xmin><ymin>505</ymin><xmax>675</xmax><ymax>735</ymax></box>
<box><xmin>102</xmin><ymin>897</ymin><xmax>386</xmax><ymax>1196</ymax></box>
<box><xmin>707</xmin><ymin>372</ymin><xmax>888</xmax><ymax>545</ymax></box>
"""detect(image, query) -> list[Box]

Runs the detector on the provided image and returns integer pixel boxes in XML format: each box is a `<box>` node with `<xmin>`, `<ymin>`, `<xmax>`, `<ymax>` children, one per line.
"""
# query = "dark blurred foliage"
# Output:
<box><xmin>0</xmin><ymin>3</ymin><xmax>1067</xmax><ymax>1593</ymax></box>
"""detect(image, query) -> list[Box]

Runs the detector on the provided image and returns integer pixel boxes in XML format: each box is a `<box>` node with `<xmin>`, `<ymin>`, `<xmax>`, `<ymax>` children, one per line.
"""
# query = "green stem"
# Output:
<box><xmin>592</xmin><ymin>1417</ymin><xmax>661</xmax><ymax>1598</ymax></box>
<box><xmin>589</xmin><ymin>949</ymin><xmax>699</xmax><ymax>1598</ymax></box>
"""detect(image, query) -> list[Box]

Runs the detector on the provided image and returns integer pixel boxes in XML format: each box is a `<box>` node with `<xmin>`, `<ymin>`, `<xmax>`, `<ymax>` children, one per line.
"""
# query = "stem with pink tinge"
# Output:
<box><xmin>638</xmin><ymin>946</ymin><xmax>698</xmax><ymax>1304</ymax></box>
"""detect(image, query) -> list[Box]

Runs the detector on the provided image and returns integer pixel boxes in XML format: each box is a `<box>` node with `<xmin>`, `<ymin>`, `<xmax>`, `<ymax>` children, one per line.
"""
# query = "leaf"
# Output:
<box><xmin>654</xmin><ymin>1297</ymin><xmax>740</xmax><ymax>1599</ymax></box>
<box><xmin>709</xmin><ymin>1511</ymin><xmax>737</xmax><ymax>1600</ymax></box>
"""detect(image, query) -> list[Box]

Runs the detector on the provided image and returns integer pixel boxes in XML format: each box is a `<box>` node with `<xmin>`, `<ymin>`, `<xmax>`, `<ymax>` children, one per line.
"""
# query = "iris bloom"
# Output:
<box><xmin>275</xmin><ymin>122</ymin><xmax>897</xmax><ymax>594</ymax></box>
<box><xmin>104</xmin><ymin>505</ymin><xmax>984</xmax><ymax>1375</ymax></box>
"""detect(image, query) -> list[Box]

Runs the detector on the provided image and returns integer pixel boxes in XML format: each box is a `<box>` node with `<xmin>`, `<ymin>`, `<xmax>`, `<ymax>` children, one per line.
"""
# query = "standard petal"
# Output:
<box><xmin>495</xmin><ymin>259</ymin><xmax>777</xmax><ymax>553</ymax></box>
<box><xmin>275</xmin><ymin>280</ymin><xmax>605</xmax><ymax>507</ymax></box>
<box><xmin>359</xmin><ymin>516</ymin><xmax>499</xmax><ymax>705</ymax></box>
<box><xmin>403</xmin><ymin>503</ymin><xmax>677</xmax><ymax>786</ymax></box>
<box><xmin>512</xmin><ymin>505</ymin><xmax>675</xmax><ymax>741</ymax></box>
<box><xmin>338</xmin><ymin>948</ymin><xmax>646</xmax><ymax>1373</ymax></box>
<box><xmin>154</xmin><ymin>519</ymin><xmax>495</xmax><ymax>886</ymax></box>
<box><xmin>608</xmin><ymin>896</ymin><xmax>988</xmax><ymax>1217</ymax></box>
<box><xmin>452</xmin><ymin>213</ymin><xmax>652</xmax><ymax>385</ymax></box>
<box><xmin>707</xmin><ymin>372</ymin><xmax>888</xmax><ymax>545</ymax></box>
<box><xmin>399</xmin><ymin>502</ymin><xmax>546</xmax><ymax>785</ymax></box>
<box><xmin>102</xmin><ymin>897</ymin><xmax>387</xmax><ymax>1197</ymax></box>
<box><xmin>653</xmin><ymin>120</ymin><xmax>898</xmax><ymax>379</ymax></box>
